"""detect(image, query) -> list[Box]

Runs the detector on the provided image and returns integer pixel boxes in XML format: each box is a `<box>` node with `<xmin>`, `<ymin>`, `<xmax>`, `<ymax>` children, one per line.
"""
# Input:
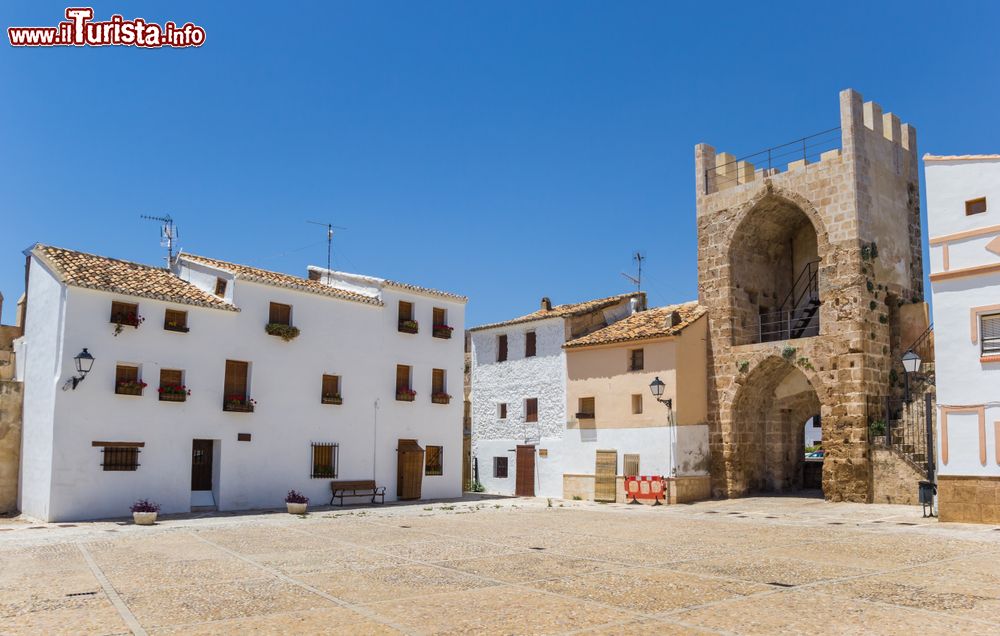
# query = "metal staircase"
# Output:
<box><xmin>759</xmin><ymin>260</ymin><xmax>820</xmax><ymax>343</ymax></box>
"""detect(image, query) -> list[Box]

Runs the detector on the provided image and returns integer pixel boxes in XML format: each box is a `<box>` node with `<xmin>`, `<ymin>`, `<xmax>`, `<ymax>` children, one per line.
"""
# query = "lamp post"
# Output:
<box><xmin>649</xmin><ymin>377</ymin><xmax>676</xmax><ymax>504</ymax></box>
<box><xmin>64</xmin><ymin>348</ymin><xmax>95</xmax><ymax>390</ymax></box>
<box><xmin>901</xmin><ymin>349</ymin><xmax>921</xmax><ymax>403</ymax></box>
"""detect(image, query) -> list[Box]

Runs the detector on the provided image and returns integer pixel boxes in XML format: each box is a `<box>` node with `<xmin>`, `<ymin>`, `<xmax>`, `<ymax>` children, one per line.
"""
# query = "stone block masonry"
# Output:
<box><xmin>0</xmin><ymin>380</ymin><xmax>23</xmax><ymax>513</ymax></box>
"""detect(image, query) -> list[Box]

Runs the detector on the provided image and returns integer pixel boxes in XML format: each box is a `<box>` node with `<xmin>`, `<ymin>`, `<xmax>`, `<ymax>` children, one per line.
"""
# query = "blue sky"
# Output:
<box><xmin>2</xmin><ymin>1</ymin><xmax>999</xmax><ymax>326</ymax></box>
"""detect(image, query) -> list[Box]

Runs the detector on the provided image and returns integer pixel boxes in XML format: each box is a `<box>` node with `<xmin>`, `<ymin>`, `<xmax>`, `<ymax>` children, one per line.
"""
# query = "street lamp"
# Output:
<box><xmin>902</xmin><ymin>350</ymin><xmax>921</xmax><ymax>402</ymax></box>
<box><xmin>649</xmin><ymin>377</ymin><xmax>677</xmax><ymax>499</ymax></box>
<box><xmin>66</xmin><ymin>348</ymin><xmax>95</xmax><ymax>390</ymax></box>
<box><xmin>648</xmin><ymin>376</ymin><xmax>671</xmax><ymax>409</ymax></box>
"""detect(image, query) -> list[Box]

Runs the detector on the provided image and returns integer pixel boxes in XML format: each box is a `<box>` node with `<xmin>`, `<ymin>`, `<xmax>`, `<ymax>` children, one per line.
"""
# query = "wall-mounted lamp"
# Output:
<box><xmin>65</xmin><ymin>348</ymin><xmax>95</xmax><ymax>390</ymax></box>
<box><xmin>648</xmin><ymin>376</ymin><xmax>672</xmax><ymax>409</ymax></box>
<box><xmin>901</xmin><ymin>349</ymin><xmax>921</xmax><ymax>403</ymax></box>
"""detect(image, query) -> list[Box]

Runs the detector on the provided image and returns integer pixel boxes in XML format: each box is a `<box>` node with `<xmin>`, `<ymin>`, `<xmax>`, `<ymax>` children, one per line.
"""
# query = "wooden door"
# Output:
<box><xmin>397</xmin><ymin>439</ymin><xmax>424</xmax><ymax>500</ymax></box>
<box><xmin>515</xmin><ymin>445</ymin><xmax>535</xmax><ymax>497</ymax></box>
<box><xmin>595</xmin><ymin>449</ymin><xmax>618</xmax><ymax>502</ymax></box>
<box><xmin>191</xmin><ymin>439</ymin><xmax>213</xmax><ymax>491</ymax></box>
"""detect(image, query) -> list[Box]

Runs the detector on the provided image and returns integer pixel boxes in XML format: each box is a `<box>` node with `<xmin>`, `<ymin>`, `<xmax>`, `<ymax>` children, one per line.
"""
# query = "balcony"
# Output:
<box><xmin>223</xmin><ymin>395</ymin><xmax>256</xmax><ymax>412</ymax></box>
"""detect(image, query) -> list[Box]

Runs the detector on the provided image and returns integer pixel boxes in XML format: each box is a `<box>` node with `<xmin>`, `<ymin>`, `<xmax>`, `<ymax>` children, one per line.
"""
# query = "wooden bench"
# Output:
<box><xmin>329</xmin><ymin>480</ymin><xmax>385</xmax><ymax>506</ymax></box>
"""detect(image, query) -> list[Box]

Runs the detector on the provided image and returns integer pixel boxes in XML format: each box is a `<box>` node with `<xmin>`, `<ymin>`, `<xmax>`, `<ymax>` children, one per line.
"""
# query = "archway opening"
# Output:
<box><xmin>729</xmin><ymin>196</ymin><xmax>820</xmax><ymax>345</ymax></box>
<box><xmin>731</xmin><ymin>358</ymin><xmax>823</xmax><ymax>495</ymax></box>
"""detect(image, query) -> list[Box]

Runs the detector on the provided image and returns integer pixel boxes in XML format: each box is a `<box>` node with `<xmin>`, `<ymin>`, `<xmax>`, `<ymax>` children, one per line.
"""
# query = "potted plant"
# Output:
<box><xmin>116</xmin><ymin>379</ymin><xmax>148</xmax><ymax>396</ymax></box>
<box><xmin>265</xmin><ymin>323</ymin><xmax>301</xmax><ymax>341</ymax></box>
<box><xmin>396</xmin><ymin>388</ymin><xmax>417</xmax><ymax>402</ymax></box>
<box><xmin>113</xmin><ymin>312</ymin><xmax>145</xmax><ymax>336</ymax></box>
<box><xmin>321</xmin><ymin>392</ymin><xmax>343</xmax><ymax>405</ymax></box>
<box><xmin>130</xmin><ymin>499</ymin><xmax>160</xmax><ymax>525</ymax></box>
<box><xmin>432</xmin><ymin>324</ymin><xmax>453</xmax><ymax>339</ymax></box>
<box><xmin>158</xmin><ymin>383</ymin><xmax>190</xmax><ymax>402</ymax></box>
<box><xmin>285</xmin><ymin>490</ymin><xmax>308</xmax><ymax>514</ymax></box>
<box><xmin>223</xmin><ymin>395</ymin><xmax>256</xmax><ymax>412</ymax></box>
<box><xmin>164</xmin><ymin>319</ymin><xmax>189</xmax><ymax>333</ymax></box>
<box><xmin>431</xmin><ymin>392</ymin><xmax>451</xmax><ymax>404</ymax></box>
<box><xmin>398</xmin><ymin>319</ymin><xmax>419</xmax><ymax>334</ymax></box>
<box><xmin>869</xmin><ymin>419</ymin><xmax>887</xmax><ymax>445</ymax></box>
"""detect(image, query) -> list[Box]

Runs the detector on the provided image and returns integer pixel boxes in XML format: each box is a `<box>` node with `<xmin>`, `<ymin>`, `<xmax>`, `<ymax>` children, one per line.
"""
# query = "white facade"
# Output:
<box><xmin>18</xmin><ymin>247</ymin><xmax>466</xmax><ymax>521</ymax></box>
<box><xmin>925</xmin><ymin>155</ymin><xmax>1000</xmax><ymax>478</ymax></box>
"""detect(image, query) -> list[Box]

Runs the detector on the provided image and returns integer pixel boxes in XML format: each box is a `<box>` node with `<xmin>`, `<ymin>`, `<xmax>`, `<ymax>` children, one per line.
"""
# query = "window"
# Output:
<box><xmin>431</xmin><ymin>369</ymin><xmax>449</xmax><ymax>403</ymax></box>
<box><xmin>525</xmin><ymin>397</ymin><xmax>538</xmax><ymax>423</ymax></box>
<box><xmin>631</xmin><ymin>394</ymin><xmax>643</xmax><ymax>415</ymax></box>
<box><xmin>396</xmin><ymin>364</ymin><xmax>414</xmax><ymax>400</ymax></box>
<box><xmin>311</xmin><ymin>442</ymin><xmax>338</xmax><ymax>478</ymax></box>
<box><xmin>525</xmin><ymin>331</ymin><xmax>536</xmax><ymax>357</ymax></box>
<box><xmin>158</xmin><ymin>369</ymin><xmax>186</xmax><ymax>402</ymax></box>
<box><xmin>425</xmin><ymin>445</ymin><xmax>443</xmax><ymax>476</ymax></box>
<box><xmin>629</xmin><ymin>348</ymin><xmax>644</xmax><ymax>371</ymax></box>
<box><xmin>94</xmin><ymin>442</ymin><xmax>143</xmax><ymax>471</ymax></box>
<box><xmin>223</xmin><ymin>360</ymin><xmax>252</xmax><ymax>411</ymax></box>
<box><xmin>398</xmin><ymin>301</ymin><xmax>418</xmax><ymax>333</ymax></box>
<box><xmin>493</xmin><ymin>456</ymin><xmax>508</xmax><ymax>478</ymax></box>
<box><xmin>115</xmin><ymin>364</ymin><xmax>144</xmax><ymax>396</ymax></box>
<box><xmin>497</xmin><ymin>334</ymin><xmax>508</xmax><ymax>362</ymax></box>
<box><xmin>623</xmin><ymin>453</ymin><xmax>640</xmax><ymax>477</ymax></box>
<box><xmin>163</xmin><ymin>309</ymin><xmax>188</xmax><ymax>332</ymax></box>
<box><xmin>498</xmin><ymin>403</ymin><xmax>507</xmax><ymax>419</ymax></box>
<box><xmin>577</xmin><ymin>397</ymin><xmax>595</xmax><ymax>419</ymax></box>
<box><xmin>982</xmin><ymin>314</ymin><xmax>1000</xmax><ymax>356</ymax></box>
<box><xmin>110</xmin><ymin>301</ymin><xmax>139</xmax><ymax>325</ymax></box>
<box><xmin>432</xmin><ymin>307</ymin><xmax>452</xmax><ymax>338</ymax></box>
<box><xmin>214</xmin><ymin>277</ymin><xmax>227</xmax><ymax>297</ymax></box>
<box><xmin>966</xmin><ymin>197</ymin><xmax>988</xmax><ymax>216</ymax></box>
<box><xmin>321</xmin><ymin>374</ymin><xmax>342</xmax><ymax>404</ymax></box>
<box><xmin>268</xmin><ymin>302</ymin><xmax>292</xmax><ymax>326</ymax></box>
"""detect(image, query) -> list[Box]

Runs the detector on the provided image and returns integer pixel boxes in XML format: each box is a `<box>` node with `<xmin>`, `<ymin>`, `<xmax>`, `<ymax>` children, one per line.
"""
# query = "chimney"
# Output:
<box><xmin>541</xmin><ymin>297</ymin><xmax>552</xmax><ymax>311</ymax></box>
<box><xmin>670</xmin><ymin>310</ymin><xmax>682</xmax><ymax>327</ymax></box>
<box><xmin>629</xmin><ymin>296</ymin><xmax>641</xmax><ymax>314</ymax></box>
<box><xmin>308</xmin><ymin>269</ymin><xmax>322</xmax><ymax>281</ymax></box>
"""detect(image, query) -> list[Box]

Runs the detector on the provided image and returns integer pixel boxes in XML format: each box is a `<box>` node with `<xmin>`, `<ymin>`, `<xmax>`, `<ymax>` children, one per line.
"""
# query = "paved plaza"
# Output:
<box><xmin>2</xmin><ymin>495</ymin><xmax>1000</xmax><ymax>635</ymax></box>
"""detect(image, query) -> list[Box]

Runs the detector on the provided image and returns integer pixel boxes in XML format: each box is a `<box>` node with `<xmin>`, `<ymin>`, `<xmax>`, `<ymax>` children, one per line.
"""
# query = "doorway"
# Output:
<box><xmin>515</xmin><ymin>445</ymin><xmax>535</xmax><ymax>497</ymax></box>
<box><xmin>595</xmin><ymin>449</ymin><xmax>618</xmax><ymax>502</ymax></box>
<box><xmin>397</xmin><ymin>439</ymin><xmax>424</xmax><ymax>500</ymax></box>
<box><xmin>191</xmin><ymin>439</ymin><xmax>215</xmax><ymax>508</ymax></box>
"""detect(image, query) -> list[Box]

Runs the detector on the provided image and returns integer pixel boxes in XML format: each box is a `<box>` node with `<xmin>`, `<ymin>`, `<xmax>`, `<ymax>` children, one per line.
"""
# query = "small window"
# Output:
<box><xmin>115</xmin><ymin>364</ymin><xmax>144</xmax><ymax>396</ymax></box>
<box><xmin>164</xmin><ymin>309</ymin><xmax>188</xmax><ymax>333</ymax></box>
<box><xmin>966</xmin><ymin>197</ymin><xmax>988</xmax><ymax>216</ymax></box>
<box><xmin>110</xmin><ymin>301</ymin><xmax>140</xmax><ymax>326</ymax></box>
<box><xmin>425</xmin><ymin>445</ymin><xmax>443</xmax><ymax>476</ymax></box>
<box><xmin>398</xmin><ymin>301</ymin><xmax>418</xmax><ymax>333</ymax></box>
<box><xmin>321</xmin><ymin>374</ymin><xmax>342</xmax><ymax>404</ymax></box>
<box><xmin>577</xmin><ymin>397</ymin><xmax>595</xmax><ymax>419</ymax></box>
<box><xmin>432</xmin><ymin>308</ymin><xmax>452</xmax><ymax>338</ymax></box>
<box><xmin>631</xmin><ymin>394</ymin><xmax>643</xmax><ymax>415</ymax></box>
<box><xmin>493</xmin><ymin>456</ymin><xmax>509</xmax><ymax>478</ymax></box>
<box><xmin>95</xmin><ymin>442</ymin><xmax>143</xmax><ymax>471</ymax></box>
<box><xmin>525</xmin><ymin>331</ymin><xmax>537</xmax><ymax>358</ymax></box>
<box><xmin>497</xmin><ymin>334</ymin><xmax>508</xmax><ymax>362</ymax></box>
<box><xmin>214</xmin><ymin>277</ymin><xmax>227</xmax><ymax>297</ymax></box>
<box><xmin>158</xmin><ymin>369</ymin><xmax>187</xmax><ymax>402</ymax></box>
<box><xmin>623</xmin><ymin>453</ymin><xmax>640</xmax><ymax>477</ymax></box>
<box><xmin>223</xmin><ymin>360</ymin><xmax>252</xmax><ymax>411</ymax></box>
<box><xmin>629</xmin><ymin>348</ymin><xmax>644</xmax><ymax>371</ymax></box>
<box><xmin>268</xmin><ymin>302</ymin><xmax>292</xmax><ymax>326</ymax></box>
<box><xmin>982</xmin><ymin>313</ymin><xmax>1000</xmax><ymax>356</ymax></box>
<box><xmin>498</xmin><ymin>403</ymin><xmax>507</xmax><ymax>419</ymax></box>
<box><xmin>431</xmin><ymin>369</ymin><xmax>449</xmax><ymax>403</ymax></box>
<box><xmin>525</xmin><ymin>398</ymin><xmax>538</xmax><ymax>423</ymax></box>
<box><xmin>311</xmin><ymin>442</ymin><xmax>338</xmax><ymax>478</ymax></box>
<box><xmin>396</xmin><ymin>364</ymin><xmax>414</xmax><ymax>400</ymax></box>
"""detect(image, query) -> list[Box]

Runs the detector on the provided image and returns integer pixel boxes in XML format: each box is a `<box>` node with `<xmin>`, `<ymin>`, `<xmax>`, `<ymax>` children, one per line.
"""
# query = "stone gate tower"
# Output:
<box><xmin>696</xmin><ymin>89</ymin><xmax>923</xmax><ymax>502</ymax></box>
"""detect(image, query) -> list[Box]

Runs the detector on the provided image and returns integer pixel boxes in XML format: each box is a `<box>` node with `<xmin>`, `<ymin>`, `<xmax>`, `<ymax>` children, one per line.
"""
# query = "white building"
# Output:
<box><xmin>925</xmin><ymin>154</ymin><xmax>1000</xmax><ymax>524</ymax></box>
<box><xmin>17</xmin><ymin>244</ymin><xmax>466</xmax><ymax>522</ymax></box>
<box><xmin>469</xmin><ymin>293</ymin><xmax>643</xmax><ymax>497</ymax></box>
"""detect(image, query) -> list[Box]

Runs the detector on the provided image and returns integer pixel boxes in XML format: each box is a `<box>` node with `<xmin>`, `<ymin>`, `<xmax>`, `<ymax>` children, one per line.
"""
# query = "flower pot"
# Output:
<box><xmin>159</xmin><ymin>393</ymin><xmax>187</xmax><ymax>403</ymax></box>
<box><xmin>286</xmin><ymin>502</ymin><xmax>307</xmax><ymax>515</ymax></box>
<box><xmin>133</xmin><ymin>511</ymin><xmax>157</xmax><ymax>525</ymax></box>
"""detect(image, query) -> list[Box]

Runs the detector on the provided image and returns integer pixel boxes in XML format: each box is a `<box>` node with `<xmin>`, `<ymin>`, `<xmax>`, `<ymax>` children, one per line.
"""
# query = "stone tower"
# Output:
<box><xmin>696</xmin><ymin>89</ymin><xmax>923</xmax><ymax>502</ymax></box>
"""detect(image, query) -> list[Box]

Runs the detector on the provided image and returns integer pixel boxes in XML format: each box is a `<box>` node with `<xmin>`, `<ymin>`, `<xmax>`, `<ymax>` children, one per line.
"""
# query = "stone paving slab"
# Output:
<box><xmin>1</xmin><ymin>495</ymin><xmax>999</xmax><ymax>635</ymax></box>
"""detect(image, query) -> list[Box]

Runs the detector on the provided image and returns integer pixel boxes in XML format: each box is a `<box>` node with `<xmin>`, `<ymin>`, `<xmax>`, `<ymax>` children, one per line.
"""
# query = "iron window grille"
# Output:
<box><xmin>101</xmin><ymin>446</ymin><xmax>140</xmax><ymax>471</ymax></box>
<box><xmin>493</xmin><ymin>456</ymin><xmax>509</xmax><ymax>478</ymax></box>
<box><xmin>311</xmin><ymin>442</ymin><xmax>339</xmax><ymax>479</ymax></box>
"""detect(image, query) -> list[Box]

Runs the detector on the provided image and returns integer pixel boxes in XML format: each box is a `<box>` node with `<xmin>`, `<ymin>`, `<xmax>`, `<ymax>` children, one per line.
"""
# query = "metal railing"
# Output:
<box><xmin>705</xmin><ymin>127</ymin><xmax>842</xmax><ymax>194</ymax></box>
<box><xmin>869</xmin><ymin>392</ymin><xmax>935</xmax><ymax>480</ymax></box>
<box><xmin>757</xmin><ymin>260</ymin><xmax>821</xmax><ymax>343</ymax></box>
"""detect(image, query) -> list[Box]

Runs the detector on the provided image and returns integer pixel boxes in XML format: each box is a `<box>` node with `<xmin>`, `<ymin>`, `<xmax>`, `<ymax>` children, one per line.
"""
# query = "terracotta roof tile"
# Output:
<box><xmin>34</xmin><ymin>245</ymin><xmax>237</xmax><ymax>311</ymax></box>
<box><xmin>470</xmin><ymin>292</ymin><xmax>643</xmax><ymax>332</ymax></box>
<box><xmin>180</xmin><ymin>253</ymin><xmax>382</xmax><ymax>306</ymax></box>
<box><xmin>563</xmin><ymin>301</ymin><xmax>705</xmax><ymax>349</ymax></box>
<box><xmin>384</xmin><ymin>279</ymin><xmax>467</xmax><ymax>302</ymax></box>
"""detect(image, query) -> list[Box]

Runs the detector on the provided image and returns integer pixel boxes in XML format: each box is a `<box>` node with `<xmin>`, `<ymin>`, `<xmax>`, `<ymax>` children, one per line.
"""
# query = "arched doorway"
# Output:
<box><xmin>730</xmin><ymin>357</ymin><xmax>823</xmax><ymax>495</ymax></box>
<box><xmin>728</xmin><ymin>195</ymin><xmax>821</xmax><ymax>346</ymax></box>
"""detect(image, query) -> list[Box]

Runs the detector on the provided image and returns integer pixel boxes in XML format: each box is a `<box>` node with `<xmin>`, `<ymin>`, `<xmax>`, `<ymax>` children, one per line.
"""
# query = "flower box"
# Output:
<box><xmin>164</xmin><ymin>324</ymin><xmax>190</xmax><ymax>333</ymax></box>
<box><xmin>112</xmin><ymin>313</ymin><xmax>145</xmax><ymax>336</ymax></box>
<box><xmin>431</xmin><ymin>393</ymin><xmax>451</xmax><ymax>405</ymax></box>
<box><xmin>159</xmin><ymin>392</ymin><xmax>187</xmax><ymax>403</ymax></box>
<box><xmin>265</xmin><ymin>323</ymin><xmax>300</xmax><ymax>341</ymax></box>
<box><xmin>223</xmin><ymin>396</ymin><xmax>256</xmax><ymax>412</ymax></box>
<box><xmin>398</xmin><ymin>319</ymin><xmax>419</xmax><ymax>334</ymax></box>
<box><xmin>321</xmin><ymin>395</ymin><xmax>343</xmax><ymax>405</ymax></box>
<box><xmin>575</xmin><ymin>412</ymin><xmax>595</xmax><ymax>420</ymax></box>
<box><xmin>432</xmin><ymin>325</ymin><xmax>453</xmax><ymax>339</ymax></box>
<box><xmin>116</xmin><ymin>382</ymin><xmax>147</xmax><ymax>396</ymax></box>
<box><xmin>158</xmin><ymin>384</ymin><xmax>190</xmax><ymax>402</ymax></box>
<box><xmin>396</xmin><ymin>390</ymin><xmax>416</xmax><ymax>402</ymax></box>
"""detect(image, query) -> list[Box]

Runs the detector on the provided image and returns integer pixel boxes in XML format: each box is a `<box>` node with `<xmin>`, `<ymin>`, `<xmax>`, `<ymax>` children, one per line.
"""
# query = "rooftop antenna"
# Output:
<box><xmin>306</xmin><ymin>221</ymin><xmax>346</xmax><ymax>284</ymax></box>
<box><xmin>141</xmin><ymin>214</ymin><xmax>177</xmax><ymax>266</ymax></box>
<box><xmin>621</xmin><ymin>251</ymin><xmax>644</xmax><ymax>292</ymax></box>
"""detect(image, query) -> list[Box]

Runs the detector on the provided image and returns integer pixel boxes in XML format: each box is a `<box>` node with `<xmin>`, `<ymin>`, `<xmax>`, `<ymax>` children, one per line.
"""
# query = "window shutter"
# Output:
<box><xmin>425</xmin><ymin>445</ymin><xmax>443</xmax><ymax>475</ymax></box>
<box><xmin>498</xmin><ymin>335</ymin><xmax>508</xmax><ymax>362</ymax></box>
<box><xmin>525</xmin><ymin>331</ymin><xmax>536</xmax><ymax>357</ymax></box>
<box><xmin>160</xmin><ymin>369</ymin><xmax>182</xmax><ymax>386</ymax></box>
<box><xmin>110</xmin><ymin>301</ymin><xmax>138</xmax><ymax>323</ymax></box>
<box><xmin>269</xmin><ymin>302</ymin><xmax>291</xmax><ymax>325</ymax></box>
<box><xmin>525</xmin><ymin>398</ymin><xmax>538</xmax><ymax>422</ymax></box>
<box><xmin>433</xmin><ymin>307</ymin><xmax>445</xmax><ymax>326</ymax></box>
<box><xmin>623</xmin><ymin>453</ymin><xmax>640</xmax><ymax>477</ymax></box>
<box><xmin>396</xmin><ymin>365</ymin><xmax>410</xmax><ymax>392</ymax></box>
<box><xmin>966</xmin><ymin>197</ymin><xmax>988</xmax><ymax>216</ymax></box>
<box><xmin>499</xmin><ymin>403</ymin><xmax>507</xmax><ymax>419</ymax></box>
<box><xmin>983</xmin><ymin>314</ymin><xmax>1000</xmax><ymax>354</ymax></box>
<box><xmin>432</xmin><ymin>369</ymin><xmax>445</xmax><ymax>393</ymax></box>
<box><xmin>224</xmin><ymin>360</ymin><xmax>249</xmax><ymax>397</ymax></box>
<box><xmin>322</xmin><ymin>374</ymin><xmax>340</xmax><ymax>396</ymax></box>
<box><xmin>399</xmin><ymin>301</ymin><xmax>413</xmax><ymax>322</ymax></box>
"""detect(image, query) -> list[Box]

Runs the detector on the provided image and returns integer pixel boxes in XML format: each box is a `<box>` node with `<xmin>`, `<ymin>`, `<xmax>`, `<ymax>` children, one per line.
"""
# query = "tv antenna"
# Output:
<box><xmin>621</xmin><ymin>251</ymin><xmax>644</xmax><ymax>292</ymax></box>
<box><xmin>141</xmin><ymin>214</ymin><xmax>178</xmax><ymax>266</ymax></box>
<box><xmin>306</xmin><ymin>221</ymin><xmax>347</xmax><ymax>283</ymax></box>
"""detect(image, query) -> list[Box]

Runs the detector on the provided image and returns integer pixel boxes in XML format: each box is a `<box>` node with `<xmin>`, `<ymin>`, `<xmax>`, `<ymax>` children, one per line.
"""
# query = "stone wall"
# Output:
<box><xmin>871</xmin><ymin>448</ymin><xmax>923</xmax><ymax>506</ymax></box>
<box><xmin>695</xmin><ymin>89</ymin><xmax>923</xmax><ymax>502</ymax></box>
<box><xmin>938</xmin><ymin>476</ymin><xmax>1000</xmax><ymax>524</ymax></box>
<box><xmin>562</xmin><ymin>474</ymin><xmax>710</xmax><ymax>504</ymax></box>
<box><xmin>0</xmin><ymin>380</ymin><xmax>23</xmax><ymax>513</ymax></box>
